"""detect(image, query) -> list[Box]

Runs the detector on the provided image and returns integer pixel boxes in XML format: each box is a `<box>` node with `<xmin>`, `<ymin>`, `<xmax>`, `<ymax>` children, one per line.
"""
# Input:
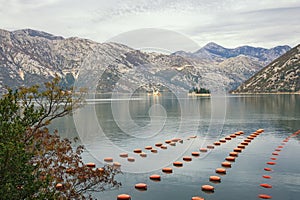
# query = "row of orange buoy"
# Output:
<box><xmin>113</xmin><ymin>129</ymin><xmax>263</xmax><ymax>199</ymax></box>
<box><xmin>114</xmin><ymin>136</ymin><xmax>194</xmax><ymax>200</ymax></box>
<box><xmin>201</xmin><ymin>129</ymin><xmax>264</xmax><ymax>195</ymax></box>
<box><xmin>198</xmin><ymin>131</ymin><xmax>247</xmax><ymax>195</ymax></box>
<box><xmin>115</xmin><ymin>131</ymin><xmax>243</xmax><ymax>200</ymax></box>
<box><xmin>112</xmin><ymin>136</ymin><xmax>187</xmax><ymax>165</ymax></box>
<box><xmin>258</xmin><ymin>129</ymin><xmax>300</xmax><ymax>199</ymax></box>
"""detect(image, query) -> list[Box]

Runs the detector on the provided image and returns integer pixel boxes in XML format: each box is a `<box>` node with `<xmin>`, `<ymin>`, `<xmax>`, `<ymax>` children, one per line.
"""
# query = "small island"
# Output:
<box><xmin>188</xmin><ymin>87</ymin><xmax>211</xmax><ymax>97</ymax></box>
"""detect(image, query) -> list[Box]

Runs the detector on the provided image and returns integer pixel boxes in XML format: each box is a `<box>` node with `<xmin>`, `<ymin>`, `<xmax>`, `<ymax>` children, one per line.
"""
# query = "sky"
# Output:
<box><xmin>0</xmin><ymin>0</ymin><xmax>300</xmax><ymax>50</ymax></box>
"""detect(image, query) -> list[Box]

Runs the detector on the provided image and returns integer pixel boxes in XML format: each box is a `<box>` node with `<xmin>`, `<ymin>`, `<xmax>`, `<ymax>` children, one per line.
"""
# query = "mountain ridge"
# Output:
<box><xmin>0</xmin><ymin>28</ymin><xmax>292</xmax><ymax>93</ymax></box>
<box><xmin>232</xmin><ymin>44</ymin><xmax>300</xmax><ymax>93</ymax></box>
<box><xmin>174</xmin><ymin>41</ymin><xmax>291</xmax><ymax>64</ymax></box>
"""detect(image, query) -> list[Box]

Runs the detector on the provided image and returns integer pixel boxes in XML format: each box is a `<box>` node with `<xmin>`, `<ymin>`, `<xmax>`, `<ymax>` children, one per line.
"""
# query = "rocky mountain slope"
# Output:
<box><xmin>173</xmin><ymin>42</ymin><xmax>291</xmax><ymax>91</ymax></box>
<box><xmin>0</xmin><ymin>28</ymin><xmax>200</xmax><ymax>93</ymax></box>
<box><xmin>232</xmin><ymin>44</ymin><xmax>300</xmax><ymax>93</ymax></box>
<box><xmin>0</xmin><ymin>28</ymin><xmax>291</xmax><ymax>93</ymax></box>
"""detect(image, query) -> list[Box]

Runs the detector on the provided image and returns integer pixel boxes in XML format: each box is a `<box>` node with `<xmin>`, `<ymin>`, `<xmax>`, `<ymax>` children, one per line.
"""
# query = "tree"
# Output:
<box><xmin>0</xmin><ymin>76</ymin><xmax>121</xmax><ymax>199</ymax></box>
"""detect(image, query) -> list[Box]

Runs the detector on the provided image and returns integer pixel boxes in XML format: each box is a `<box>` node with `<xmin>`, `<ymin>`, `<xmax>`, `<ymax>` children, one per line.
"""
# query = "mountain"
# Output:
<box><xmin>232</xmin><ymin>44</ymin><xmax>300</xmax><ymax>93</ymax></box>
<box><xmin>0</xmin><ymin>28</ymin><xmax>200</xmax><ymax>93</ymax></box>
<box><xmin>174</xmin><ymin>42</ymin><xmax>291</xmax><ymax>64</ymax></box>
<box><xmin>0</xmin><ymin>28</ymin><xmax>291</xmax><ymax>93</ymax></box>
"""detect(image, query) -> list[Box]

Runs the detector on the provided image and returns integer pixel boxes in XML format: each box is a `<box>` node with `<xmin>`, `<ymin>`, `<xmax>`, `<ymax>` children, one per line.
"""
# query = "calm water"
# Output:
<box><xmin>52</xmin><ymin>94</ymin><xmax>300</xmax><ymax>200</ymax></box>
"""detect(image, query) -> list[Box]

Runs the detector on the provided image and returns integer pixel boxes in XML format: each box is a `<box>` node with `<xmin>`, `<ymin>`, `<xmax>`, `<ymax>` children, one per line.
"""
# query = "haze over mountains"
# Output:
<box><xmin>0</xmin><ymin>28</ymin><xmax>294</xmax><ymax>93</ymax></box>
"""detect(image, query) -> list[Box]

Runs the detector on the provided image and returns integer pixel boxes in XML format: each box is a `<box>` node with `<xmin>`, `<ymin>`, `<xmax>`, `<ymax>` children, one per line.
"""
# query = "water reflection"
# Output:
<box><xmin>51</xmin><ymin>94</ymin><xmax>300</xmax><ymax>200</ymax></box>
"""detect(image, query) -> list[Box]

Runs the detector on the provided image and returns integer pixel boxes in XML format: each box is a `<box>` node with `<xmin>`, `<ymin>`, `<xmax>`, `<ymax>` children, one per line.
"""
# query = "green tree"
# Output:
<box><xmin>0</xmin><ymin>76</ymin><xmax>121</xmax><ymax>199</ymax></box>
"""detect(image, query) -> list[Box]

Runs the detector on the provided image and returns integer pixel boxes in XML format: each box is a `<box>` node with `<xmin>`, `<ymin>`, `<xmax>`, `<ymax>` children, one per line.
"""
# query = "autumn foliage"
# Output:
<box><xmin>0</xmin><ymin>76</ymin><xmax>121</xmax><ymax>199</ymax></box>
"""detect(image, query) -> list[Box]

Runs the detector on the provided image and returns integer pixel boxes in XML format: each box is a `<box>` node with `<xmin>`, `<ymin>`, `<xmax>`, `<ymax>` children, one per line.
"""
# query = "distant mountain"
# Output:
<box><xmin>232</xmin><ymin>44</ymin><xmax>300</xmax><ymax>93</ymax></box>
<box><xmin>174</xmin><ymin>42</ymin><xmax>291</xmax><ymax>64</ymax></box>
<box><xmin>0</xmin><ymin>28</ymin><xmax>199</xmax><ymax>93</ymax></box>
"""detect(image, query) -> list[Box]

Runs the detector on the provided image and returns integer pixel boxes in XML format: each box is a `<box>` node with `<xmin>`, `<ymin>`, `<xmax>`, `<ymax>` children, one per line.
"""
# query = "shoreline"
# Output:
<box><xmin>230</xmin><ymin>92</ymin><xmax>300</xmax><ymax>95</ymax></box>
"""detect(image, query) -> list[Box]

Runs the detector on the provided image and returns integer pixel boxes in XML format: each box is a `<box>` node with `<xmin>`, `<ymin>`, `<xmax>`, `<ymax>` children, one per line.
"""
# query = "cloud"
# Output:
<box><xmin>0</xmin><ymin>0</ymin><xmax>299</xmax><ymax>48</ymax></box>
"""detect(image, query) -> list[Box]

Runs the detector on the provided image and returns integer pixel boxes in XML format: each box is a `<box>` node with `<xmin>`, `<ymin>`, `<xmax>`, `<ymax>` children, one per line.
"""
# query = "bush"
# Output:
<box><xmin>0</xmin><ymin>76</ymin><xmax>121</xmax><ymax>199</ymax></box>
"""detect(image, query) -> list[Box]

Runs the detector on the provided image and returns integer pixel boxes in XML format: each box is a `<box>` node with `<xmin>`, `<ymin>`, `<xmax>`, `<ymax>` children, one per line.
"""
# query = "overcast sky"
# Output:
<box><xmin>0</xmin><ymin>0</ymin><xmax>299</xmax><ymax>50</ymax></box>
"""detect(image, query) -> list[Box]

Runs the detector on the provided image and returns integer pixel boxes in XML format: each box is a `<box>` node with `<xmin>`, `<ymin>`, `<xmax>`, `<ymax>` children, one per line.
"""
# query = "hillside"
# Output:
<box><xmin>0</xmin><ymin>28</ymin><xmax>291</xmax><ymax>93</ymax></box>
<box><xmin>232</xmin><ymin>44</ymin><xmax>300</xmax><ymax>93</ymax></box>
<box><xmin>0</xmin><ymin>29</ymin><xmax>199</xmax><ymax>93</ymax></box>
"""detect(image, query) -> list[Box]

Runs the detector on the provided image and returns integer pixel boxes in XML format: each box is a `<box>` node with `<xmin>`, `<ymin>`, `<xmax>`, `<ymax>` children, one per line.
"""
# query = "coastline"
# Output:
<box><xmin>230</xmin><ymin>92</ymin><xmax>300</xmax><ymax>95</ymax></box>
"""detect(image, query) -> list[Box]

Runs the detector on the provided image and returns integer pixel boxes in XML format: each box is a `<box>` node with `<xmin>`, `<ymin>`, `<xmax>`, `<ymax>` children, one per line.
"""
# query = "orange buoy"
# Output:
<box><xmin>151</xmin><ymin>149</ymin><xmax>158</xmax><ymax>153</ymax></box>
<box><xmin>162</xmin><ymin>167</ymin><xmax>173</xmax><ymax>173</ymax></box>
<box><xmin>173</xmin><ymin>161</ymin><xmax>183</xmax><ymax>167</ymax></box>
<box><xmin>237</xmin><ymin>144</ymin><xmax>246</xmax><ymax>149</ymax></box>
<box><xmin>234</xmin><ymin>132</ymin><xmax>241</xmax><ymax>136</ymax></box>
<box><xmin>119</xmin><ymin>153</ymin><xmax>128</xmax><ymax>158</ymax></box>
<box><xmin>257</xmin><ymin>129</ymin><xmax>264</xmax><ymax>133</ymax></box>
<box><xmin>172</xmin><ymin>138</ymin><xmax>181</xmax><ymax>142</ymax></box>
<box><xmin>270</xmin><ymin>157</ymin><xmax>277</xmax><ymax>160</ymax></box>
<box><xmin>272</xmin><ymin>152</ymin><xmax>279</xmax><ymax>156</ymax></box>
<box><xmin>191</xmin><ymin>152</ymin><xmax>200</xmax><ymax>156</ymax></box>
<box><xmin>267</xmin><ymin>162</ymin><xmax>276</xmax><ymax>165</ymax></box>
<box><xmin>149</xmin><ymin>174</ymin><xmax>161</xmax><ymax>181</ymax></box>
<box><xmin>200</xmin><ymin>148</ymin><xmax>208</xmax><ymax>152</ymax></box>
<box><xmin>219</xmin><ymin>139</ymin><xmax>226</xmax><ymax>143</ymax></box>
<box><xmin>135</xmin><ymin>183</ymin><xmax>147</xmax><ymax>190</ymax></box>
<box><xmin>278</xmin><ymin>145</ymin><xmax>284</xmax><ymax>148</ymax></box>
<box><xmin>250</xmin><ymin>133</ymin><xmax>257</xmax><ymax>137</ymax></box>
<box><xmin>238</xmin><ymin>131</ymin><xmax>245</xmax><ymax>134</ymax></box>
<box><xmin>86</xmin><ymin>162</ymin><xmax>96</xmax><ymax>168</ymax></box>
<box><xmin>55</xmin><ymin>183</ymin><xmax>63</xmax><ymax>189</ymax></box>
<box><xmin>225</xmin><ymin>156</ymin><xmax>235</xmax><ymax>162</ymax></box>
<box><xmin>230</xmin><ymin>134</ymin><xmax>237</xmax><ymax>138</ymax></box>
<box><xmin>215</xmin><ymin>168</ymin><xmax>226</xmax><ymax>174</ymax></box>
<box><xmin>189</xmin><ymin>135</ymin><xmax>197</xmax><ymax>138</ymax></box>
<box><xmin>104</xmin><ymin>157</ymin><xmax>113</xmax><ymax>162</ymax></box>
<box><xmin>247</xmin><ymin>136</ymin><xmax>255</xmax><ymax>140</ymax></box>
<box><xmin>207</xmin><ymin>145</ymin><xmax>215</xmax><ymax>149</ymax></box>
<box><xmin>260</xmin><ymin>183</ymin><xmax>272</xmax><ymax>188</ymax></box>
<box><xmin>222</xmin><ymin>161</ymin><xmax>232</xmax><ymax>168</ymax></box>
<box><xmin>264</xmin><ymin>167</ymin><xmax>272</xmax><ymax>171</ymax></box>
<box><xmin>274</xmin><ymin>148</ymin><xmax>281</xmax><ymax>152</ymax></box>
<box><xmin>113</xmin><ymin>162</ymin><xmax>121</xmax><ymax>167</ymax></box>
<box><xmin>133</xmin><ymin>149</ymin><xmax>142</xmax><ymax>153</ymax></box>
<box><xmin>244</xmin><ymin>139</ymin><xmax>252</xmax><ymax>143</ymax></box>
<box><xmin>155</xmin><ymin>142</ymin><xmax>163</xmax><ymax>147</ymax></box>
<box><xmin>225</xmin><ymin>136</ymin><xmax>232</xmax><ymax>140</ymax></box>
<box><xmin>258</xmin><ymin>194</ymin><xmax>272</xmax><ymax>199</ymax></box>
<box><xmin>183</xmin><ymin>156</ymin><xmax>192</xmax><ymax>162</ymax></box>
<box><xmin>140</xmin><ymin>152</ymin><xmax>147</xmax><ymax>157</ymax></box>
<box><xmin>262</xmin><ymin>175</ymin><xmax>272</xmax><ymax>179</ymax></box>
<box><xmin>117</xmin><ymin>194</ymin><xmax>131</xmax><ymax>200</ymax></box>
<box><xmin>209</xmin><ymin>176</ymin><xmax>221</xmax><ymax>182</ymax></box>
<box><xmin>191</xmin><ymin>196</ymin><xmax>204</xmax><ymax>200</ymax></box>
<box><xmin>161</xmin><ymin>145</ymin><xmax>168</xmax><ymax>149</ymax></box>
<box><xmin>229</xmin><ymin>152</ymin><xmax>238</xmax><ymax>157</ymax></box>
<box><xmin>214</xmin><ymin>141</ymin><xmax>221</xmax><ymax>146</ymax></box>
<box><xmin>241</xmin><ymin>142</ymin><xmax>249</xmax><ymax>145</ymax></box>
<box><xmin>201</xmin><ymin>184</ymin><xmax>214</xmax><ymax>192</ymax></box>
<box><xmin>127</xmin><ymin>157</ymin><xmax>135</xmax><ymax>162</ymax></box>
<box><xmin>234</xmin><ymin>148</ymin><xmax>242</xmax><ymax>152</ymax></box>
<box><xmin>165</xmin><ymin>140</ymin><xmax>172</xmax><ymax>144</ymax></box>
<box><xmin>145</xmin><ymin>146</ymin><xmax>152</xmax><ymax>150</ymax></box>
